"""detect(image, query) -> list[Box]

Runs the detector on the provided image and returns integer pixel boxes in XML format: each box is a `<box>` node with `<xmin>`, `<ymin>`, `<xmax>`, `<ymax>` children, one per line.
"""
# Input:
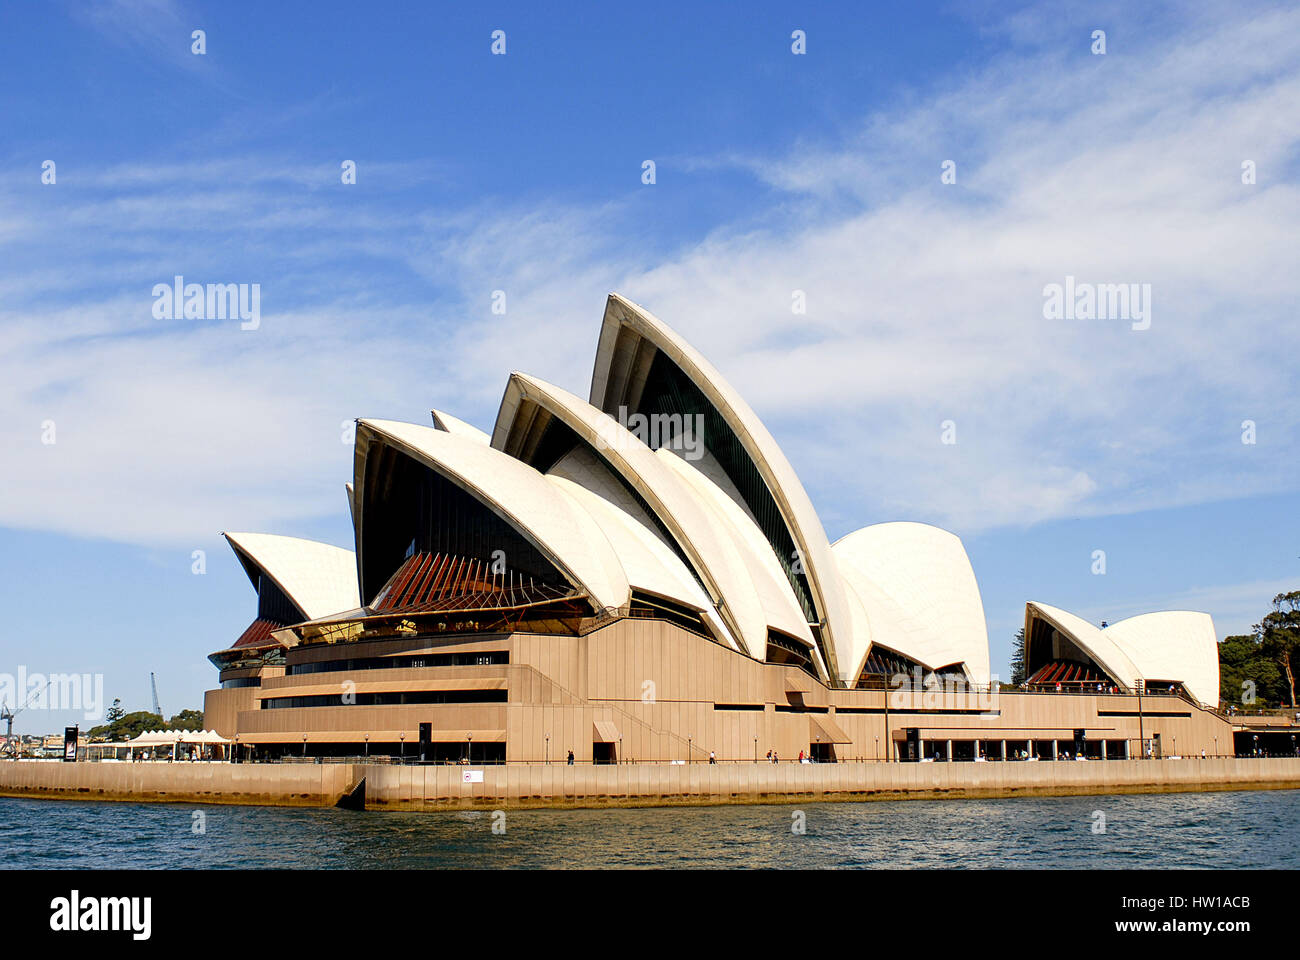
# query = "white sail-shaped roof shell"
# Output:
<box><xmin>355</xmin><ymin>419</ymin><xmax>630</xmax><ymax>613</ymax></box>
<box><xmin>431</xmin><ymin>408</ymin><xmax>490</xmax><ymax>444</ymax></box>
<box><xmin>657</xmin><ymin>448</ymin><xmax>818</xmax><ymax>656</ymax></box>
<box><xmin>1023</xmin><ymin>601</ymin><xmax>1141</xmax><ymax>691</ymax></box>
<box><xmin>589</xmin><ymin>293</ymin><xmax>851</xmax><ymax>681</ymax></box>
<box><xmin>833</xmin><ymin>556</ymin><xmax>877</xmax><ymax>685</ymax></box>
<box><xmin>492</xmin><ymin>373</ymin><xmax>789</xmax><ymax>662</ymax></box>
<box><xmin>223</xmin><ymin>532</ymin><xmax>360</xmax><ymax>622</ymax></box>
<box><xmin>834</xmin><ymin>522</ymin><xmax>991</xmax><ymax>685</ymax></box>
<box><xmin>1103</xmin><ymin>611</ymin><xmax>1219</xmax><ymax>705</ymax></box>
<box><xmin>544</xmin><ymin>447</ymin><xmax>741</xmax><ymax>651</ymax></box>
<box><xmin>546</xmin><ymin>475</ymin><xmax>720</xmax><ymax>626</ymax></box>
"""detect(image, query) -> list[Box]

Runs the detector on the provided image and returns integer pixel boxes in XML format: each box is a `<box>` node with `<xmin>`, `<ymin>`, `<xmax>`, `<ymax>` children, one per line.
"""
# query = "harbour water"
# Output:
<box><xmin>2</xmin><ymin>789</ymin><xmax>1298</xmax><ymax>869</ymax></box>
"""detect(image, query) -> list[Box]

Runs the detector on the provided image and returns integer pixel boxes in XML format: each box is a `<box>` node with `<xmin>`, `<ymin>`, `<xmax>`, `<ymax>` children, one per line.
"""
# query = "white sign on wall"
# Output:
<box><xmin>462</xmin><ymin>770</ymin><xmax>484</xmax><ymax>783</ymax></box>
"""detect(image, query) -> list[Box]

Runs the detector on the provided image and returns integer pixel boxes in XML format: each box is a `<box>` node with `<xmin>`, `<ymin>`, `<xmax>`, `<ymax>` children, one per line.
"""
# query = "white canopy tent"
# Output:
<box><xmin>95</xmin><ymin>729</ymin><xmax>236</xmax><ymax>761</ymax></box>
<box><xmin>127</xmin><ymin>729</ymin><xmax>230</xmax><ymax>746</ymax></box>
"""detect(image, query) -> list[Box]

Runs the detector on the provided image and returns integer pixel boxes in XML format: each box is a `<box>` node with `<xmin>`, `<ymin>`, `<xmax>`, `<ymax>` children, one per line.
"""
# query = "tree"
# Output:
<box><xmin>1219</xmin><ymin>634</ymin><xmax>1284</xmax><ymax>706</ymax></box>
<box><xmin>1009</xmin><ymin>628</ymin><xmax>1026</xmax><ymax>686</ymax></box>
<box><xmin>86</xmin><ymin>711</ymin><xmax>164</xmax><ymax>742</ymax></box>
<box><xmin>104</xmin><ymin>698</ymin><xmax>125</xmax><ymax>724</ymax></box>
<box><xmin>1260</xmin><ymin>591</ymin><xmax>1300</xmax><ymax>707</ymax></box>
<box><xmin>167</xmin><ymin>709</ymin><xmax>205</xmax><ymax>731</ymax></box>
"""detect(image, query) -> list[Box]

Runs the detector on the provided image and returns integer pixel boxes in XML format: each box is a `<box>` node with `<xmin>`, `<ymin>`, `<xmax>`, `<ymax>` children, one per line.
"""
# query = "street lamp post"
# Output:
<box><xmin>364</xmin><ymin>734</ymin><xmax>369</xmax><ymax>758</ymax></box>
<box><xmin>302</xmin><ymin>734</ymin><xmax>307</xmax><ymax>758</ymax></box>
<box><xmin>688</xmin><ymin>737</ymin><xmax>692</xmax><ymax>764</ymax></box>
<box><xmin>1136</xmin><ymin>679</ymin><xmax>1145</xmax><ymax>759</ymax></box>
<box><xmin>467</xmin><ymin>733</ymin><xmax>473</xmax><ymax>764</ymax></box>
<box><xmin>546</xmin><ymin>734</ymin><xmax>550</xmax><ymax>765</ymax></box>
<box><xmin>400</xmin><ymin>733</ymin><xmax>405</xmax><ymax>761</ymax></box>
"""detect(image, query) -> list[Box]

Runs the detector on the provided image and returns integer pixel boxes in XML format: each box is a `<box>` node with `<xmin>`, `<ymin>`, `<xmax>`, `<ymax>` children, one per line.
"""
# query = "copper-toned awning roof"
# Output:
<box><xmin>1027</xmin><ymin>659</ymin><xmax>1110</xmax><ymax>686</ymax></box>
<box><xmin>372</xmin><ymin>551</ymin><xmax>574</xmax><ymax>614</ymax></box>
<box><xmin>232</xmin><ymin>617</ymin><xmax>286</xmax><ymax>649</ymax></box>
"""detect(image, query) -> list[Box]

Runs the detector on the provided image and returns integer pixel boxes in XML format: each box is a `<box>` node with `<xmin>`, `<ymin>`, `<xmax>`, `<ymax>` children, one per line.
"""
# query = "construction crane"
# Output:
<box><xmin>0</xmin><ymin>678</ymin><xmax>54</xmax><ymax>758</ymax></box>
<box><xmin>0</xmin><ymin>703</ymin><xmax>13</xmax><ymax>755</ymax></box>
<box><xmin>150</xmin><ymin>672</ymin><xmax>162</xmax><ymax>719</ymax></box>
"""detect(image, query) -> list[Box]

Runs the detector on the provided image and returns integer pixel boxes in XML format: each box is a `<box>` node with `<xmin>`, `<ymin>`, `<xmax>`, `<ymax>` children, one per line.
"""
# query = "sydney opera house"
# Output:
<box><xmin>203</xmin><ymin>295</ymin><xmax>1234</xmax><ymax>763</ymax></box>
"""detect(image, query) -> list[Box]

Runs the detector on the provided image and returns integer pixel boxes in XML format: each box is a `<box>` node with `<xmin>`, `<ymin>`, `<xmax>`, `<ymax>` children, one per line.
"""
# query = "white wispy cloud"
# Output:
<box><xmin>1</xmin><ymin>1</ymin><xmax>1297</xmax><ymax>551</ymax></box>
<box><xmin>66</xmin><ymin>0</ymin><xmax>216</xmax><ymax>80</ymax></box>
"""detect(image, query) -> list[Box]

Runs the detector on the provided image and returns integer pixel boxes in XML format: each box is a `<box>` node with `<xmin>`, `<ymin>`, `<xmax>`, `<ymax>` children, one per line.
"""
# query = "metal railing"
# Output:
<box><xmin>213</xmin><ymin>748</ymin><xmax>1300</xmax><ymax>766</ymax></box>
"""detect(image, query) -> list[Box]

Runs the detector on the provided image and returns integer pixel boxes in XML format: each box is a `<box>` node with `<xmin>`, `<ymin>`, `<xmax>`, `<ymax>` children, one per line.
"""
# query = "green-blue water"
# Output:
<box><xmin>3</xmin><ymin>790</ymin><xmax>1297</xmax><ymax>869</ymax></box>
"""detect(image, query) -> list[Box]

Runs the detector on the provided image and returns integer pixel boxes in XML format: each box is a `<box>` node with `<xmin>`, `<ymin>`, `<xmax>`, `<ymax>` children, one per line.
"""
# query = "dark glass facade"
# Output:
<box><xmin>288</xmin><ymin>650</ymin><xmax>509</xmax><ymax>675</ymax></box>
<box><xmin>359</xmin><ymin>440</ymin><xmax>570</xmax><ymax>605</ymax></box>
<box><xmin>635</xmin><ymin>350</ymin><xmax>817</xmax><ymax>624</ymax></box>
<box><xmin>260</xmin><ymin>689</ymin><xmax>509</xmax><ymax>709</ymax></box>
<box><xmin>256</xmin><ymin>575</ymin><xmax>300</xmax><ymax>624</ymax></box>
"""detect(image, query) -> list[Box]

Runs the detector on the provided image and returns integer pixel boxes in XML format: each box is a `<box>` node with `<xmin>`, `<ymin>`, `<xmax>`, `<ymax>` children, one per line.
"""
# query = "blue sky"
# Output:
<box><xmin>1</xmin><ymin>0</ymin><xmax>1297</xmax><ymax>732</ymax></box>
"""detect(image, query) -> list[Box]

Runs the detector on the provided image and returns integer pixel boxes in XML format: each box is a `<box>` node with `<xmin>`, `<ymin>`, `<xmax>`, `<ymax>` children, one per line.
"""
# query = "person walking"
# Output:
<box><xmin>566</xmin><ymin>749</ymin><xmax>574</xmax><ymax>765</ymax></box>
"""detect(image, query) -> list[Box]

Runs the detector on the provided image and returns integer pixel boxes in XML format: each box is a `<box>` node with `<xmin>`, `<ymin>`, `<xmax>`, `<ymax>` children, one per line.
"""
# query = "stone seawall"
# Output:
<box><xmin>2</xmin><ymin>758</ymin><xmax>1298</xmax><ymax>810</ymax></box>
<box><xmin>0</xmin><ymin>760</ymin><xmax>359</xmax><ymax>807</ymax></box>
<box><xmin>359</xmin><ymin>757</ymin><xmax>1300</xmax><ymax>809</ymax></box>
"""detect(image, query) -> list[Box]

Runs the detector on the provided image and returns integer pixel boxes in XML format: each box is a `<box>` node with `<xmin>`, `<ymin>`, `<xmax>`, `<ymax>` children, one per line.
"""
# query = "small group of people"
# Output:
<box><xmin>1039</xmin><ymin>681</ymin><xmax>1119</xmax><ymax>694</ymax></box>
<box><xmin>760</xmin><ymin>749</ymin><xmax>818</xmax><ymax>763</ymax></box>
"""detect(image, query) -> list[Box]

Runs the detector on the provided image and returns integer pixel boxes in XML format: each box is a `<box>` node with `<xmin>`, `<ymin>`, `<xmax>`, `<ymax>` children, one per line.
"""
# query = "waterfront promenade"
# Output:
<box><xmin>2</xmin><ymin>757</ymin><xmax>1300</xmax><ymax>810</ymax></box>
